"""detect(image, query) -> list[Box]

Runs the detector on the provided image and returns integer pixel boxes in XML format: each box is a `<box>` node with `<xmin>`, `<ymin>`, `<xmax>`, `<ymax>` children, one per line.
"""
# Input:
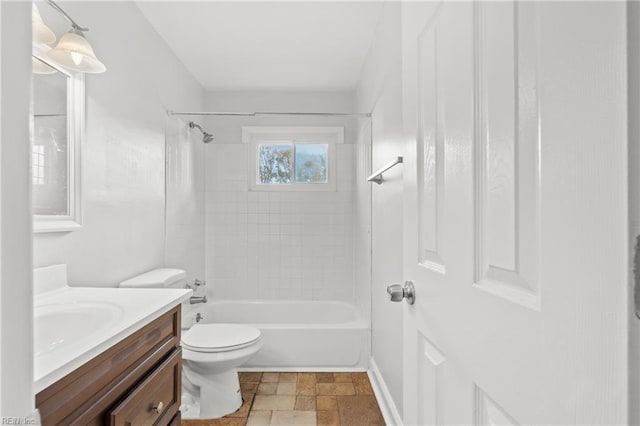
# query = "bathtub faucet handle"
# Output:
<box><xmin>194</xmin><ymin>278</ymin><xmax>206</xmax><ymax>287</ymax></box>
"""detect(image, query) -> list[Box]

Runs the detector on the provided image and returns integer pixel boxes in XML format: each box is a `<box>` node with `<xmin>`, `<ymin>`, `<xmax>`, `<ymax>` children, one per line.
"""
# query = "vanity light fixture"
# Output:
<box><xmin>32</xmin><ymin>4</ymin><xmax>57</xmax><ymax>75</ymax></box>
<box><xmin>43</xmin><ymin>0</ymin><xmax>106</xmax><ymax>74</ymax></box>
<box><xmin>32</xmin><ymin>3</ymin><xmax>56</xmax><ymax>45</ymax></box>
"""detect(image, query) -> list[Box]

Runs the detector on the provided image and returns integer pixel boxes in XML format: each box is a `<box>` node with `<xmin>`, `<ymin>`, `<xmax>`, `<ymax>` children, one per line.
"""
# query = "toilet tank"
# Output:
<box><xmin>119</xmin><ymin>268</ymin><xmax>186</xmax><ymax>289</ymax></box>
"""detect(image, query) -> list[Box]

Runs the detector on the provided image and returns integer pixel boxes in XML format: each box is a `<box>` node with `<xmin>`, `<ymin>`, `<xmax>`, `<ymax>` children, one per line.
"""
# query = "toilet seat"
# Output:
<box><xmin>182</xmin><ymin>323</ymin><xmax>261</xmax><ymax>353</ymax></box>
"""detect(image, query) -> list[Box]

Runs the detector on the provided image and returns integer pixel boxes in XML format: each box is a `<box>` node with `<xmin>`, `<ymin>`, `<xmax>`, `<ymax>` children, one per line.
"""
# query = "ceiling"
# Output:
<box><xmin>136</xmin><ymin>1</ymin><xmax>383</xmax><ymax>92</ymax></box>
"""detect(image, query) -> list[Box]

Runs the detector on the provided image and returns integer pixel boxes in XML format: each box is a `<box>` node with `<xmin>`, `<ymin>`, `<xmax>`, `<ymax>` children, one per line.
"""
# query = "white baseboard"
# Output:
<box><xmin>368</xmin><ymin>357</ymin><xmax>403</xmax><ymax>426</ymax></box>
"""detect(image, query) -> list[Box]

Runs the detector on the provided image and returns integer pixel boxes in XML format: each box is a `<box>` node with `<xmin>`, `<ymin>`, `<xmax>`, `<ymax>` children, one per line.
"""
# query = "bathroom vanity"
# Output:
<box><xmin>33</xmin><ymin>265</ymin><xmax>191</xmax><ymax>425</ymax></box>
<box><xmin>36</xmin><ymin>306</ymin><xmax>182</xmax><ymax>425</ymax></box>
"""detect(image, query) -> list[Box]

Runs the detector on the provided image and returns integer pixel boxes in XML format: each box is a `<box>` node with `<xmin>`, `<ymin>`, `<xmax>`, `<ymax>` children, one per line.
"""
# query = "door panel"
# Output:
<box><xmin>416</xmin><ymin>15</ymin><xmax>445</xmax><ymax>273</ymax></box>
<box><xmin>402</xmin><ymin>1</ymin><xmax>628</xmax><ymax>425</ymax></box>
<box><xmin>417</xmin><ymin>334</ymin><xmax>446</xmax><ymax>425</ymax></box>
<box><xmin>474</xmin><ymin>1</ymin><xmax>540</xmax><ymax>310</ymax></box>
<box><xmin>403</xmin><ymin>2</ymin><xmax>475</xmax><ymax>424</ymax></box>
<box><xmin>473</xmin><ymin>387</ymin><xmax>519</xmax><ymax>426</ymax></box>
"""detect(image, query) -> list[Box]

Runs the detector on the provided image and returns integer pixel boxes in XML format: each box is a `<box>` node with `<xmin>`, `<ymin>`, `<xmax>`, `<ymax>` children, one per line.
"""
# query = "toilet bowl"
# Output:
<box><xmin>181</xmin><ymin>323</ymin><xmax>263</xmax><ymax>419</ymax></box>
<box><xmin>118</xmin><ymin>269</ymin><xmax>263</xmax><ymax>420</ymax></box>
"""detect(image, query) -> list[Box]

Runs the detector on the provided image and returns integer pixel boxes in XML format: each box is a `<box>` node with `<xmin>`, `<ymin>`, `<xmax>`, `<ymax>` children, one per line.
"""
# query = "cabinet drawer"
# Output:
<box><xmin>109</xmin><ymin>348</ymin><xmax>181</xmax><ymax>426</ymax></box>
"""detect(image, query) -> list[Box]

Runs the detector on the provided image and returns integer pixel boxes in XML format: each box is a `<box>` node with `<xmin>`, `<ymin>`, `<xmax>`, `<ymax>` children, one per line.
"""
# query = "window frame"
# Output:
<box><xmin>242</xmin><ymin>126</ymin><xmax>343</xmax><ymax>192</ymax></box>
<box><xmin>32</xmin><ymin>51</ymin><xmax>84</xmax><ymax>233</ymax></box>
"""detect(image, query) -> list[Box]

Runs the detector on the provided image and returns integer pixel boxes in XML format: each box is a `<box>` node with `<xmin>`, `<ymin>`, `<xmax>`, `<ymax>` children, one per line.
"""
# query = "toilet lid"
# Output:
<box><xmin>182</xmin><ymin>323</ymin><xmax>261</xmax><ymax>353</ymax></box>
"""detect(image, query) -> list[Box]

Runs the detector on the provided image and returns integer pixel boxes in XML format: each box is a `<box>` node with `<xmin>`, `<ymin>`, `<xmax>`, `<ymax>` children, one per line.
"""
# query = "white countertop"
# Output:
<box><xmin>33</xmin><ymin>286</ymin><xmax>191</xmax><ymax>394</ymax></box>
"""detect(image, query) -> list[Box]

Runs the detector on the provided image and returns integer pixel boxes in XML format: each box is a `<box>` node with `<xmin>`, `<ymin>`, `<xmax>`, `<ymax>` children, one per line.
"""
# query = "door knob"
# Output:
<box><xmin>386</xmin><ymin>281</ymin><xmax>415</xmax><ymax>305</ymax></box>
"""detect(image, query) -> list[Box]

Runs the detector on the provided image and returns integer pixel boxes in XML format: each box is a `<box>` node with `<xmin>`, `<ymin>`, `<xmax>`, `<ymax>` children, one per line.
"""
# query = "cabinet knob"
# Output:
<box><xmin>151</xmin><ymin>401</ymin><xmax>164</xmax><ymax>414</ymax></box>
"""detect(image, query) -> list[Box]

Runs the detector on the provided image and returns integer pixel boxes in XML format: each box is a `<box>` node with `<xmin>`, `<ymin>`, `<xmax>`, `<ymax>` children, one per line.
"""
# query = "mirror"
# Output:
<box><xmin>31</xmin><ymin>53</ymin><xmax>84</xmax><ymax>232</ymax></box>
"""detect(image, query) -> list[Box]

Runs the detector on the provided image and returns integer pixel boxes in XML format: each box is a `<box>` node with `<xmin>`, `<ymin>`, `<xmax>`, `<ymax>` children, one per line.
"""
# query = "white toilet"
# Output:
<box><xmin>119</xmin><ymin>269</ymin><xmax>263</xmax><ymax>419</ymax></box>
<box><xmin>181</xmin><ymin>323</ymin><xmax>262</xmax><ymax>418</ymax></box>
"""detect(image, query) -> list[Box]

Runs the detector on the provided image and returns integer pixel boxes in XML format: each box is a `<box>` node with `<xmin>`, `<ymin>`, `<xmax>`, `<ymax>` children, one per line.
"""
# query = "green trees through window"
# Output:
<box><xmin>259</xmin><ymin>143</ymin><xmax>328</xmax><ymax>185</ymax></box>
<box><xmin>259</xmin><ymin>144</ymin><xmax>293</xmax><ymax>183</ymax></box>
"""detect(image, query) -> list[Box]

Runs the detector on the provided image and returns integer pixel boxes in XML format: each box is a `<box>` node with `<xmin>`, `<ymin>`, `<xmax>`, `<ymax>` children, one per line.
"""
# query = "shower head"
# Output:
<box><xmin>202</xmin><ymin>132</ymin><xmax>214</xmax><ymax>144</ymax></box>
<box><xmin>188</xmin><ymin>121</ymin><xmax>214</xmax><ymax>144</ymax></box>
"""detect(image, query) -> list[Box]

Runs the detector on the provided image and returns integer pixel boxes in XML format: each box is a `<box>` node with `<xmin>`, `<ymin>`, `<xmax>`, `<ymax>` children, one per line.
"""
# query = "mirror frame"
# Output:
<box><xmin>32</xmin><ymin>50</ymin><xmax>84</xmax><ymax>233</ymax></box>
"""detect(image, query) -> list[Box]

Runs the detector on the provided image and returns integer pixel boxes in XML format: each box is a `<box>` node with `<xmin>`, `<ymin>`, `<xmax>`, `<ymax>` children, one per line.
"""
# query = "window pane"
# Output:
<box><xmin>259</xmin><ymin>144</ymin><xmax>293</xmax><ymax>184</ymax></box>
<box><xmin>295</xmin><ymin>144</ymin><xmax>328</xmax><ymax>184</ymax></box>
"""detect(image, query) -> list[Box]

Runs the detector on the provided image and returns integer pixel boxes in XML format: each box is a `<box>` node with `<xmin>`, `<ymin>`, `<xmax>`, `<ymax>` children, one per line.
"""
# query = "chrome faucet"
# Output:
<box><xmin>189</xmin><ymin>294</ymin><xmax>207</xmax><ymax>304</ymax></box>
<box><xmin>185</xmin><ymin>278</ymin><xmax>207</xmax><ymax>304</ymax></box>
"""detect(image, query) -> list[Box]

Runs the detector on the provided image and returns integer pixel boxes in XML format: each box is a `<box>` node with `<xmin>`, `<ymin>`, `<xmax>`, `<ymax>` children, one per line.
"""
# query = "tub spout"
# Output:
<box><xmin>189</xmin><ymin>295</ymin><xmax>207</xmax><ymax>304</ymax></box>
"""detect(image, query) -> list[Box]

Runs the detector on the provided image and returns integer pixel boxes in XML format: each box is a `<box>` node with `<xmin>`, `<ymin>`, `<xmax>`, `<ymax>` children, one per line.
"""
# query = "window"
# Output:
<box><xmin>258</xmin><ymin>143</ymin><xmax>329</xmax><ymax>185</ymax></box>
<box><xmin>243</xmin><ymin>127</ymin><xmax>343</xmax><ymax>191</ymax></box>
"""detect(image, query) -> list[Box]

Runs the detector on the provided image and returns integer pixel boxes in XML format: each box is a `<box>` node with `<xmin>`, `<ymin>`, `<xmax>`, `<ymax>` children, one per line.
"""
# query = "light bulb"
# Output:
<box><xmin>71</xmin><ymin>52</ymin><xmax>83</xmax><ymax>66</ymax></box>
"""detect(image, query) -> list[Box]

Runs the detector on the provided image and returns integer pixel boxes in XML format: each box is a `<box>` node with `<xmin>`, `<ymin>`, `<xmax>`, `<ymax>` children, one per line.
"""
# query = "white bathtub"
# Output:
<box><xmin>182</xmin><ymin>300</ymin><xmax>370</xmax><ymax>371</ymax></box>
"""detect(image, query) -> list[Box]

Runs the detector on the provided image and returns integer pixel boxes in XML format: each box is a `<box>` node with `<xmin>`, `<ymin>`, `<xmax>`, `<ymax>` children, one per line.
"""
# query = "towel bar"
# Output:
<box><xmin>367</xmin><ymin>156</ymin><xmax>403</xmax><ymax>184</ymax></box>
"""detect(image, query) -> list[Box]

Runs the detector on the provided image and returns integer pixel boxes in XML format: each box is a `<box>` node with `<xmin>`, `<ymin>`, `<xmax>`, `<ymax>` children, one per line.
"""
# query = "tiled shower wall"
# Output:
<box><xmin>206</xmin><ymin>141</ymin><xmax>356</xmax><ymax>301</ymax></box>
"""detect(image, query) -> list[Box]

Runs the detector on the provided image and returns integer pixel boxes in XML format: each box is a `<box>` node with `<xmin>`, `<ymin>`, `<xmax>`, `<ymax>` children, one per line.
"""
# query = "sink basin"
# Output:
<box><xmin>34</xmin><ymin>302</ymin><xmax>124</xmax><ymax>356</ymax></box>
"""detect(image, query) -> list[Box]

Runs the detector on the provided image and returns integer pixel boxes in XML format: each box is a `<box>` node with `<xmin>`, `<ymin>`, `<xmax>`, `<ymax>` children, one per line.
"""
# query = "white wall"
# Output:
<box><xmin>202</xmin><ymin>91</ymin><xmax>364</xmax><ymax>302</ymax></box>
<box><xmin>0</xmin><ymin>2</ymin><xmax>33</xmax><ymax>417</ymax></box>
<box><xmin>628</xmin><ymin>2</ymin><xmax>639</xmax><ymax>423</ymax></box>
<box><xmin>32</xmin><ymin>2</ymin><xmax>204</xmax><ymax>285</ymax></box>
<box><xmin>353</xmin><ymin>120</ymin><xmax>372</xmax><ymax>328</ymax></box>
<box><xmin>1</xmin><ymin>2</ymin><xmax>3</xmax><ymax>412</ymax></box>
<box><xmin>165</xmin><ymin>116</ymin><xmax>206</xmax><ymax>285</ymax></box>
<box><xmin>204</xmin><ymin>91</ymin><xmax>354</xmax><ymax>114</ymax></box>
<box><xmin>356</xmin><ymin>2</ymin><xmax>404</xmax><ymax>419</ymax></box>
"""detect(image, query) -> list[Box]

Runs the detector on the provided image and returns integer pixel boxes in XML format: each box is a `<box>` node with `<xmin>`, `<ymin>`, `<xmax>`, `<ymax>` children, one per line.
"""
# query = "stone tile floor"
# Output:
<box><xmin>182</xmin><ymin>372</ymin><xmax>385</xmax><ymax>426</ymax></box>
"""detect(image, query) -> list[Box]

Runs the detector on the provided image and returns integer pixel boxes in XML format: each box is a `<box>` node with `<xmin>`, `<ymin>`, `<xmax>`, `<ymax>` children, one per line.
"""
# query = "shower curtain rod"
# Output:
<box><xmin>167</xmin><ymin>110</ymin><xmax>372</xmax><ymax>118</ymax></box>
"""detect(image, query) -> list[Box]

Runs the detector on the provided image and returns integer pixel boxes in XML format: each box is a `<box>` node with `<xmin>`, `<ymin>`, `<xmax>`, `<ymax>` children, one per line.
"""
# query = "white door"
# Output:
<box><xmin>401</xmin><ymin>1</ymin><xmax>628</xmax><ymax>424</ymax></box>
